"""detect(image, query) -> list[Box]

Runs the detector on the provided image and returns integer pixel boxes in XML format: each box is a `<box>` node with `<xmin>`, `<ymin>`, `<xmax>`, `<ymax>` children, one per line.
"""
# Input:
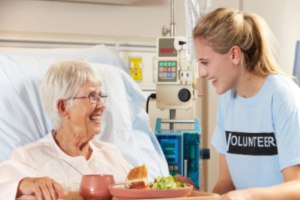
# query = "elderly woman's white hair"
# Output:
<box><xmin>40</xmin><ymin>60</ymin><xmax>102</xmax><ymax>129</ymax></box>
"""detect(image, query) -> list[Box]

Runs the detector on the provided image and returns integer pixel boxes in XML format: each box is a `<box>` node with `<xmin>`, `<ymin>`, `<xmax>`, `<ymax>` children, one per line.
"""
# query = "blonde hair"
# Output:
<box><xmin>40</xmin><ymin>60</ymin><xmax>102</xmax><ymax>129</ymax></box>
<box><xmin>193</xmin><ymin>7</ymin><xmax>284</xmax><ymax>76</ymax></box>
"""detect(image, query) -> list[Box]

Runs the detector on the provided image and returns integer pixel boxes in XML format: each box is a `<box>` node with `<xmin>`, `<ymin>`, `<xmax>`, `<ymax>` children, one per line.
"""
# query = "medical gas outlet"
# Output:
<box><xmin>129</xmin><ymin>57</ymin><xmax>143</xmax><ymax>81</ymax></box>
<box><xmin>156</xmin><ymin>37</ymin><xmax>194</xmax><ymax>110</ymax></box>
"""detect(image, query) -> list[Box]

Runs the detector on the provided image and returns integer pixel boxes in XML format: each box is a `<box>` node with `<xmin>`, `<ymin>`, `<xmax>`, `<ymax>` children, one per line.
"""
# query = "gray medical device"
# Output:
<box><xmin>156</xmin><ymin>37</ymin><xmax>194</xmax><ymax>110</ymax></box>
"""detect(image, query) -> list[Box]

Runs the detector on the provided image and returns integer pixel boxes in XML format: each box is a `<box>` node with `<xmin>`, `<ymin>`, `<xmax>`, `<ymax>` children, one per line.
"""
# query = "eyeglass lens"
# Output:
<box><xmin>88</xmin><ymin>91</ymin><xmax>107</xmax><ymax>104</ymax></box>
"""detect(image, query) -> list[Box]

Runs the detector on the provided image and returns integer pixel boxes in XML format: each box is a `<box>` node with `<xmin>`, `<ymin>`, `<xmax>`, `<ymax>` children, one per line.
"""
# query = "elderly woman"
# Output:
<box><xmin>0</xmin><ymin>60</ymin><xmax>132</xmax><ymax>199</ymax></box>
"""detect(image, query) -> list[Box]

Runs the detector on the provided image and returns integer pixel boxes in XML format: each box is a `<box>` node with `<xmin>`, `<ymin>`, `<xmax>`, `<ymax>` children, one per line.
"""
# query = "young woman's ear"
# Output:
<box><xmin>230</xmin><ymin>46</ymin><xmax>242</xmax><ymax>65</ymax></box>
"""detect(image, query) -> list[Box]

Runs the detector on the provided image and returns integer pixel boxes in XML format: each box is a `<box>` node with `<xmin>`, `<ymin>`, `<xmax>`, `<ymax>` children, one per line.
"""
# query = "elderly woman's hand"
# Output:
<box><xmin>17</xmin><ymin>177</ymin><xmax>66</xmax><ymax>200</ymax></box>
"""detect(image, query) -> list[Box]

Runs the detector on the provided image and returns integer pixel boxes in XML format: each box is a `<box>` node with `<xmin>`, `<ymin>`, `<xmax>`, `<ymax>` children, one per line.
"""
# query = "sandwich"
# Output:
<box><xmin>125</xmin><ymin>164</ymin><xmax>149</xmax><ymax>189</ymax></box>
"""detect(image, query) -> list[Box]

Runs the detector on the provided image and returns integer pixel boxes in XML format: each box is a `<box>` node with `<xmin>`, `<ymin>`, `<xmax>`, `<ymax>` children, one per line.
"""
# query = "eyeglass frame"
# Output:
<box><xmin>72</xmin><ymin>91</ymin><xmax>108</xmax><ymax>104</ymax></box>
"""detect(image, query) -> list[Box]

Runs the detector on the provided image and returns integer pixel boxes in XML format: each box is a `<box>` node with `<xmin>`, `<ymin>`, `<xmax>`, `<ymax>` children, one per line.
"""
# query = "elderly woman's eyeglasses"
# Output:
<box><xmin>73</xmin><ymin>91</ymin><xmax>108</xmax><ymax>104</ymax></box>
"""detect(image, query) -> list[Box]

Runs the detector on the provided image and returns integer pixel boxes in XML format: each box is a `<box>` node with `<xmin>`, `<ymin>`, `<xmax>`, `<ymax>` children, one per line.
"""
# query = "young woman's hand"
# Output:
<box><xmin>218</xmin><ymin>189</ymin><xmax>252</xmax><ymax>200</ymax></box>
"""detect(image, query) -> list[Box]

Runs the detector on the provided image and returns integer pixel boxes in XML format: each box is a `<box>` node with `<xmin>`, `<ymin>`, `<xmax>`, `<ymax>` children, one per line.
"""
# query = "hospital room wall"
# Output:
<box><xmin>1</xmin><ymin>0</ymin><xmax>300</xmax><ymax>193</ymax></box>
<box><xmin>0</xmin><ymin>0</ymin><xmax>186</xmax><ymax>43</ymax></box>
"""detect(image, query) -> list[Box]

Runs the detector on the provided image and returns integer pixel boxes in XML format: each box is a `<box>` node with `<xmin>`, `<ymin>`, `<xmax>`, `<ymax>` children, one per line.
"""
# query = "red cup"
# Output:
<box><xmin>79</xmin><ymin>174</ymin><xmax>115</xmax><ymax>200</ymax></box>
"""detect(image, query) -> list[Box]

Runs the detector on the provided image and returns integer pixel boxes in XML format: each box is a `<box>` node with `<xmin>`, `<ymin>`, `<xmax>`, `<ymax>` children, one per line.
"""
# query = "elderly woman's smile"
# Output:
<box><xmin>89</xmin><ymin>114</ymin><xmax>101</xmax><ymax>123</ymax></box>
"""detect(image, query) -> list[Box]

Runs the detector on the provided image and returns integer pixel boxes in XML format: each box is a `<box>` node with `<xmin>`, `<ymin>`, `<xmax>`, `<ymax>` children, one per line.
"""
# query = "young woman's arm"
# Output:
<box><xmin>220</xmin><ymin>165</ymin><xmax>300</xmax><ymax>200</ymax></box>
<box><xmin>213</xmin><ymin>154</ymin><xmax>235</xmax><ymax>194</ymax></box>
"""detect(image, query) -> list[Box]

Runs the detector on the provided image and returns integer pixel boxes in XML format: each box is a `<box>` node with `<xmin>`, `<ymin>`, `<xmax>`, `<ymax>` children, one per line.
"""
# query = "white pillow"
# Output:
<box><xmin>0</xmin><ymin>55</ymin><xmax>52</xmax><ymax>161</ymax></box>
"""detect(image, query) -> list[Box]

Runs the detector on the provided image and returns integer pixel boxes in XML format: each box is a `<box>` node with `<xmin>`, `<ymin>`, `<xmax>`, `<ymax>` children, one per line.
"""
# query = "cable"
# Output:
<box><xmin>146</xmin><ymin>93</ymin><xmax>156</xmax><ymax>113</ymax></box>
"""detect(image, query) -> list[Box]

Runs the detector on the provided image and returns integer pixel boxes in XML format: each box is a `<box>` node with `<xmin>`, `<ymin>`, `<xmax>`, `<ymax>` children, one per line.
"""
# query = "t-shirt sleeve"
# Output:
<box><xmin>272</xmin><ymin>89</ymin><xmax>300</xmax><ymax>170</ymax></box>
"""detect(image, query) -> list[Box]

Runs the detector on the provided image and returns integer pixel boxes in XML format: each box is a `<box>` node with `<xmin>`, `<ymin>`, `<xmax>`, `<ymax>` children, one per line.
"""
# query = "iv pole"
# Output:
<box><xmin>169</xmin><ymin>0</ymin><xmax>176</xmax><ymax>130</ymax></box>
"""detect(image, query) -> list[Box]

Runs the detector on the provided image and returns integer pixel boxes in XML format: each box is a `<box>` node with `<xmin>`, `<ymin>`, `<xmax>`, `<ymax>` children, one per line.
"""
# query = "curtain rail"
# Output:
<box><xmin>0</xmin><ymin>32</ymin><xmax>156</xmax><ymax>53</ymax></box>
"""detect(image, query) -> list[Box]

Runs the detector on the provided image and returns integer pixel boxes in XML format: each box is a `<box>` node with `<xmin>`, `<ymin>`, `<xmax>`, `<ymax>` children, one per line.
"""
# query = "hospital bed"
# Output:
<box><xmin>0</xmin><ymin>44</ymin><xmax>169</xmax><ymax>180</ymax></box>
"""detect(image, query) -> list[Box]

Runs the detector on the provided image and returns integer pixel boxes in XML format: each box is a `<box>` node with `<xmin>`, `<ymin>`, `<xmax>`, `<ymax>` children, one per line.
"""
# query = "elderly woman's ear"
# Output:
<box><xmin>57</xmin><ymin>99</ymin><xmax>69</xmax><ymax>119</ymax></box>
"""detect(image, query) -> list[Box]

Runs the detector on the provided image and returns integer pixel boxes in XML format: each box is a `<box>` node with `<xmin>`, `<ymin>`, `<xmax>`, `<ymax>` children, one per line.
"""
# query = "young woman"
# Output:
<box><xmin>193</xmin><ymin>7</ymin><xmax>300</xmax><ymax>200</ymax></box>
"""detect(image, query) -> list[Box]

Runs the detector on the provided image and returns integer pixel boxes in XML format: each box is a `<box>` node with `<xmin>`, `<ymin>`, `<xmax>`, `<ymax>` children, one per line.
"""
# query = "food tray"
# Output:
<box><xmin>113</xmin><ymin>191</ymin><xmax>220</xmax><ymax>200</ymax></box>
<box><xmin>18</xmin><ymin>191</ymin><xmax>219</xmax><ymax>200</ymax></box>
